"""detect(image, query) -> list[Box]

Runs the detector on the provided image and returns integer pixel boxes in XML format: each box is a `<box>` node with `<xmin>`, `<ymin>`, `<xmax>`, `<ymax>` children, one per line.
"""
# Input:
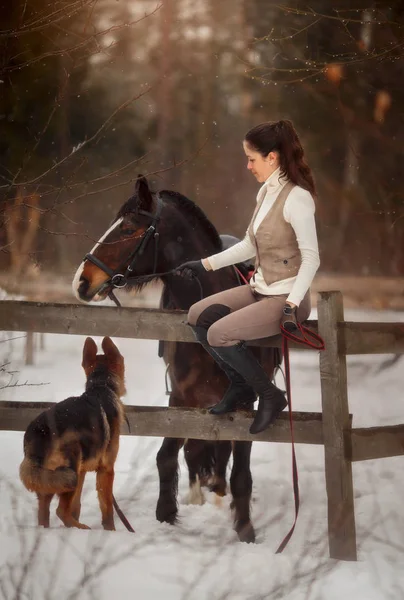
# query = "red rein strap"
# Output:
<box><xmin>234</xmin><ymin>267</ymin><xmax>326</xmax><ymax>552</ymax></box>
<box><xmin>234</xmin><ymin>266</ymin><xmax>252</xmax><ymax>285</ymax></box>
<box><xmin>280</xmin><ymin>322</ymin><xmax>325</xmax><ymax>352</ymax></box>
<box><xmin>275</xmin><ymin>323</ymin><xmax>325</xmax><ymax>554</ymax></box>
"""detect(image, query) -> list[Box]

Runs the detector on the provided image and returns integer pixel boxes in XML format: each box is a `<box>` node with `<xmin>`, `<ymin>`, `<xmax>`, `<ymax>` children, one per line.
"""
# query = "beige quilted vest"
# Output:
<box><xmin>247</xmin><ymin>181</ymin><xmax>300</xmax><ymax>286</ymax></box>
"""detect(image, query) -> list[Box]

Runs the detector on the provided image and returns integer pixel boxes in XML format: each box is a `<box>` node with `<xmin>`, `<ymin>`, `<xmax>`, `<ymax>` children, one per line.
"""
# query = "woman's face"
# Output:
<box><xmin>243</xmin><ymin>141</ymin><xmax>279</xmax><ymax>183</ymax></box>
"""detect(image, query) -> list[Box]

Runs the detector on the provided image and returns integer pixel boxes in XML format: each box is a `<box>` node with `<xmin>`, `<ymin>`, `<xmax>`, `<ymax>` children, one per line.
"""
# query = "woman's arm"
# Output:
<box><xmin>284</xmin><ymin>189</ymin><xmax>320</xmax><ymax>307</ymax></box>
<box><xmin>204</xmin><ymin>233</ymin><xmax>256</xmax><ymax>271</ymax></box>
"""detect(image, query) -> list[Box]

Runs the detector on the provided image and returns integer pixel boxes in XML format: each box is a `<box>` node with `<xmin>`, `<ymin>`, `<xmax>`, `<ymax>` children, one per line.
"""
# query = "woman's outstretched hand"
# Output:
<box><xmin>175</xmin><ymin>260</ymin><xmax>206</xmax><ymax>280</ymax></box>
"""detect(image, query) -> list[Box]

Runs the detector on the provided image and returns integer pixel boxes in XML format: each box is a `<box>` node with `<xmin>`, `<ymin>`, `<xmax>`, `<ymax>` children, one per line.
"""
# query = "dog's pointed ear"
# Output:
<box><xmin>82</xmin><ymin>337</ymin><xmax>98</xmax><ymax>369</ymax></box>
<box><xmin>135</xmin><ymin>174</ymin><xmax>153</xmax><ymax>212</ymax></box>
<box><xmin>102</xmin><ymin>336</ymin><xmax>122</xmax><ymax>360</ymax></box>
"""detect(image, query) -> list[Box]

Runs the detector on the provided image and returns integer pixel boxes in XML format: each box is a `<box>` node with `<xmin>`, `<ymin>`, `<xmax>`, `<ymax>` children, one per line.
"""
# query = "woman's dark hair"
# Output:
<box><xmin>244</xmin><ymin>120</ymin><xmax>316</xmax><ymax>196</ymax></box>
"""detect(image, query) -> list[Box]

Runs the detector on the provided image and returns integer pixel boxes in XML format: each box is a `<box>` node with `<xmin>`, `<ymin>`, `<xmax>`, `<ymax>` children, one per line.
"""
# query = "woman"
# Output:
<box><xmin>176</xmin><ymin>120</ymin><xmax>320</xmax><ymax>434</ymax></box>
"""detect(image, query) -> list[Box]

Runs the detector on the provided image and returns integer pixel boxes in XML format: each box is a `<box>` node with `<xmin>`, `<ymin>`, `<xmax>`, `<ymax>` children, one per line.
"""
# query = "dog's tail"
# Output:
<box><xmin>19</xmin><ymin>457</ymin><xmax>77</xmax><ymax>494</ymax></box>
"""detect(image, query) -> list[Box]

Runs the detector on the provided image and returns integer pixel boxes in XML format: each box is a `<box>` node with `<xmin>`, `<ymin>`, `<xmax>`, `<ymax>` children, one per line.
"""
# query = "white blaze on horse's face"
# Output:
<box><xmin>72</xmin><ymin>217</ymin><xmax>123</xmax><ymax>303</ymax></box>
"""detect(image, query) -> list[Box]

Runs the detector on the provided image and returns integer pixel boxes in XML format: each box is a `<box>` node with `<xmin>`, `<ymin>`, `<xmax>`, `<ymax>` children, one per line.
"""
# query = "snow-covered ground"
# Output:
<box><xmin>0</xmin><ymin>304</ymin><xmax>404</xmax><ymax>599</ymax></box>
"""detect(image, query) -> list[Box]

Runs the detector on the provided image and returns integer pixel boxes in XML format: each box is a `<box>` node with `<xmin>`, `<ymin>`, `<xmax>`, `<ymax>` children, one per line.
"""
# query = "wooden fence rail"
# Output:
<box><xmin>1</xmin><ymin>299</ymin><xmax>404</xmax><ymax>354</ymax></box>
<box><xmin>0</xmin><ymin>402</ymin><xmax>325</xmax><ymax>444</ymax></box>
<box><xmin>0</xmin><ymin>292</ymin><xmax>403</xmax><ymax>562</ymax></box>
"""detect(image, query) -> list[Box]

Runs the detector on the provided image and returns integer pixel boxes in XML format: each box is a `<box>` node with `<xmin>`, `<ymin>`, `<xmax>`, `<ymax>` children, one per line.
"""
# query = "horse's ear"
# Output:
<box><xmin>135</xmin><ymin>174</ymin><xmax>153</xmax><ymax>211</ymax></box>
<box><xmin>82</xmin><ymin>337</ymin><xmax>97</xmax><ymax>370</ymax></box>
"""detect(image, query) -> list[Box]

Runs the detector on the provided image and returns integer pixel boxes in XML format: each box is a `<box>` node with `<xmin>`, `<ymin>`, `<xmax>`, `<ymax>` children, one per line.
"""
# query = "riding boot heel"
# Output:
<box><xmin>249</xmin><ymin>387</ymin><xmax>287</xmax><ymax>434</ymax></box>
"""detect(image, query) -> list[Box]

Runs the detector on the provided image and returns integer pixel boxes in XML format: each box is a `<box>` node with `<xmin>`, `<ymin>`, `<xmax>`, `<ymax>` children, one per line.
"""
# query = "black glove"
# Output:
<box><xmin>175</xmin><ymin>260</ymin><xmax>206</xmax><ymax>280</ymax></box>
<box><xmin>281</xmin><ymin>304</ymin><xmax>298</xmax><ymax>333</ymax></box>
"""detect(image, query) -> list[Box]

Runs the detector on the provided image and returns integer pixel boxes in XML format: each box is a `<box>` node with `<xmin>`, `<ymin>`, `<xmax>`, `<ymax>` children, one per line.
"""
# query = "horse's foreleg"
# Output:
<box><xmin>156</xmin><ymin>437</ymin><xmax>183</xmax><ymax>525</ymax></box>
<box><xmin>230</xmin><ymin>441</ymin><xmax>255</xmax><ymax>543</ymax></box>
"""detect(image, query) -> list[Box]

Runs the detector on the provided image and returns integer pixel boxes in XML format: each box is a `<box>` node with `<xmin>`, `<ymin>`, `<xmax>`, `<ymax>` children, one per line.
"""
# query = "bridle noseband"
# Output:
<box><xmin>84</xmin><ymin>193</ymin><xmax>163</xmax><ymax>306</ymax></box>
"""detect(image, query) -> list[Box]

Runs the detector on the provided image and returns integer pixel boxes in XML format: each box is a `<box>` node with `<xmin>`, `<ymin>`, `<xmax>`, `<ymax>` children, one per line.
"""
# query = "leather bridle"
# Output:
<box><xmin>84</xmin><ymin>193</ymin><xmax>163</xmax><ymax>306</ymax></box>
<box><xmin>83</xmin><ymin>191</ymin><xmax>245</xmax><ymax>308</ymax></box>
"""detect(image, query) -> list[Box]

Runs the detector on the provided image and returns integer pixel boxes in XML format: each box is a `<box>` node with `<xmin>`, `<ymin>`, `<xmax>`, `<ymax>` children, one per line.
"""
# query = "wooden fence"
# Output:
<box><xmin>0</xmin><ymin>291</ymin><xmax>404</xmax><ymax>561</ymax></box>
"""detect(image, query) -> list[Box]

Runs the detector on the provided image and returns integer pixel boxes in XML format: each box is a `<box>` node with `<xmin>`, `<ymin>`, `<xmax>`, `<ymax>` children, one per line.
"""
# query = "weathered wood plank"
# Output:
<box><xmin>318</xmin><ymin>291</ymin><xmax>357</xmax><ymax>561</ymax></box>
<box><xmin>350</xmin><ymin>424</ymin><xmax>404</xmax><ymax>462</ymax></box>
<box><xmin>1</xmin><ymin>300</ymin><xmax>403</xmax><ymax>354</ymax></box>
<box><xmin>0</xmin><ymin>300</ymin><xmax>193</xmax><ymax>343</ymax></box>
<box><xmin>340</xmin><ymin>321</ymin><xmax>404</xmax><ymax>355</ymax></box>
<box><xmin>0</xmin><ymin>401</ymin><xmax>324</xmax><ymax>444</ymax></box>
<box><xmin>0</xmin><ymin>300</ymin><xmax>312</xmax><ymax>349</ymax></box>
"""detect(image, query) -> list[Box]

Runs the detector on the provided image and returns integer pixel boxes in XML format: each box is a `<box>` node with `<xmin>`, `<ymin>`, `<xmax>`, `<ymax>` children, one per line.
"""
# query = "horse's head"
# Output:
<box><xmin>73</xmin><ymin>175</ymin><xmax>162</xmax><ymax>303</ymax></box>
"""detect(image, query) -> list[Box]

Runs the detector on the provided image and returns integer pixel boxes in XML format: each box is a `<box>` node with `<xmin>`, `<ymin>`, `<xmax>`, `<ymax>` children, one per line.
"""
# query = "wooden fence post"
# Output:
<box><xmin>317</xmin><ymin>291</ymin><xmax>357</xmax><ymax>561</ymax></box>
<box><xmin>25</xmin><ymin>332</ymin><xmax>34</xmax><ymax>366</ymax></box>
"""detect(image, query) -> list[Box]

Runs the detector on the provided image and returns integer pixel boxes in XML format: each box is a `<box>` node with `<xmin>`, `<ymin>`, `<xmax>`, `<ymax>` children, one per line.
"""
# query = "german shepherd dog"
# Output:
<box><xmin>19</xmin><ymin>336</ymin><xmax>126</xmax><ymax>530</ymax></box>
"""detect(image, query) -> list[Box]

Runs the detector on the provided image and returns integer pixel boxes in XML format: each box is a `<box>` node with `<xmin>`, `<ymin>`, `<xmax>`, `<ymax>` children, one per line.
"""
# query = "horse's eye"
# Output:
<box><xmin>123</xmin><ymin>228</ymin><xmax>137</xmax><ymax>236</ymax></box>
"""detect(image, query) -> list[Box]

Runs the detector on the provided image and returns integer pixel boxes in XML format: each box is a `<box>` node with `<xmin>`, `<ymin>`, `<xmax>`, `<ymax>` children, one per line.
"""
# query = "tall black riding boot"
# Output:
<box><xmin>190</xmin><ymin>325</ymin><xmax>256</xmax><ymax>414</ymax></box>
<box><xmin>210</xmin><ymin>342</ymin><xmax>287</xmax><ymax>434</ymax></box>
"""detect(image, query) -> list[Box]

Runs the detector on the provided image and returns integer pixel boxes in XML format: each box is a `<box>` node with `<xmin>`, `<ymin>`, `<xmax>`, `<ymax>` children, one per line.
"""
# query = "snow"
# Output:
<box><xmin>1</xmin><ymin>304</ymin><xmax>404</xmax><ymax>599</ymax></box>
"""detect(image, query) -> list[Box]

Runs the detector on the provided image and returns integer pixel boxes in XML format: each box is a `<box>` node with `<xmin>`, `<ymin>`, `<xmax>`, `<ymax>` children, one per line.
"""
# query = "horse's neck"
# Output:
<box><xmin>159</xmin><ymin>198</ymin><xmax>239</xmax><ymax>310</ymax></box>
<box><xmin>161</xmin><ymin>196</ymin><xmax>221</xmax><ymax>266</ymax></box>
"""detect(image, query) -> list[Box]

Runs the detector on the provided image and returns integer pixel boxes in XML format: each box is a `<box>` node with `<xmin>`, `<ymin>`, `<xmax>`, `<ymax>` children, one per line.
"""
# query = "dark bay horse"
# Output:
<box><xmin>72</xmin><ymin>175</ymin><xmax>280</xmax><ymax>542</ymax></box>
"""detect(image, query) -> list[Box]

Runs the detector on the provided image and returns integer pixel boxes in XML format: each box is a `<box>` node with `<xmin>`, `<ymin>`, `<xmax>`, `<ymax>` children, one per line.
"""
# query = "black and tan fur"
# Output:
<box><xmin>19</xmin><ymin>336</ymin><xmax>126</xmax><ymax>530</ymax></box>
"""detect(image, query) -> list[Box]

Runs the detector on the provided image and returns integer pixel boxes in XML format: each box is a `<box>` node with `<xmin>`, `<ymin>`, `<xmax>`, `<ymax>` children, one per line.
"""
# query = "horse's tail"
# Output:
<box><xmin>19</xmin><ymin>457</ymin><xmax>77</xmax><ymax>495</ymax></box>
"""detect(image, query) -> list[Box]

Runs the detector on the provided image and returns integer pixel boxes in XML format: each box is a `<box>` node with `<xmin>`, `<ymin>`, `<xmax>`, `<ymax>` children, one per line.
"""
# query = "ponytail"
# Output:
<box><xmin>244</xmin><ymin>120</ymin><xmax>317</xmax><ymax>197</ymax></box>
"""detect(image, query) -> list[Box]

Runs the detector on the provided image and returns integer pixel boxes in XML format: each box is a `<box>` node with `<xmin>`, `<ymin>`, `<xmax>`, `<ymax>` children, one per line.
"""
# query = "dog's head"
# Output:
<box><xmin>82</xmin><ymin>337</ymin><xmax>126</xmax><ymax>397</ymax></box>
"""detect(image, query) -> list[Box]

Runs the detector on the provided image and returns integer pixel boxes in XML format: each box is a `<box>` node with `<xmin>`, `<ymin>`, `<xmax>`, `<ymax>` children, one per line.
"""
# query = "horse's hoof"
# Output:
<box><xmin>156</xmin><ymin>501</ymin><xmax>177</xmax><ymax>525</ymax></box>
<box><xmin>236</xmin><ymin>521</ymin><xmax>256</xmax><ymax>544</ymax></box>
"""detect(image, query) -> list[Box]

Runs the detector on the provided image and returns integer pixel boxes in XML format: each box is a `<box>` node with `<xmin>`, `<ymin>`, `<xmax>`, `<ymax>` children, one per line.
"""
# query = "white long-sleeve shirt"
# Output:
<box><xmin>206</xmin><ymin>167</ymin><xmax>320</xmax><ymax>306</ymax></box>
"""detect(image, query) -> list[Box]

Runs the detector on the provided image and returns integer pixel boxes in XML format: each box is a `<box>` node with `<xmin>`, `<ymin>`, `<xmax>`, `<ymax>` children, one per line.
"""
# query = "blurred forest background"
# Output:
<box><xmin>0</xmin><ymin>0</ymin><xmax>403</xmax><ymax>302</ymax></box>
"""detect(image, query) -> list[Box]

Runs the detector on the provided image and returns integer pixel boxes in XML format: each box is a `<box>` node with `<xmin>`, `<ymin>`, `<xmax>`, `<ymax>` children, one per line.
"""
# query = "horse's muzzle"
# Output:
<box><xmin>76</xmin><ymin>275</ymin><xmax>111</xmax><ymax>303</ymax></box>
<box><xmin>76</xmin><ymin>276</ymin><xmax>91</xmax><ymax>301</ymax></box>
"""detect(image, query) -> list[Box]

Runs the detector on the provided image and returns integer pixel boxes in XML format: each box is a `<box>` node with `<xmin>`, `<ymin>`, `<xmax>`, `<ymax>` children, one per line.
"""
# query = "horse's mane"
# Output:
<box><xmin>161</xmin><ymin>190</ymin><xmax>222</xmax><ymax>251</ymax></box>
<box><xmin>116</xmin><ymin>188</ymin><xmax>222</xmax><ymax>252</ymax></box>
